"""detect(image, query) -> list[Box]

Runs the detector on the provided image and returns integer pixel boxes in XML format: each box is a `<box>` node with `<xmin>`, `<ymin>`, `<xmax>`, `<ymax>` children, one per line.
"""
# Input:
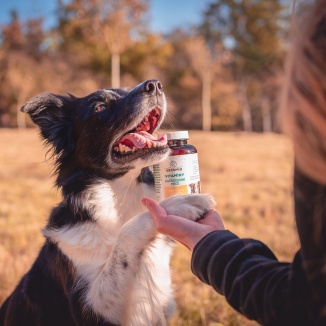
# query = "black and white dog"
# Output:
<box><xmin>0</xmin><ymin>80</ymin><xmax>214</xmax><ymax>326</ymax></box>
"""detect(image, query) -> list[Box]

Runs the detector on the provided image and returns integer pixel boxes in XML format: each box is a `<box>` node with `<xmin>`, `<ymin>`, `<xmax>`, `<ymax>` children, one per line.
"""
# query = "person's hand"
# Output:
<box><xmin>141</xmin><ymin>197</ymin><xmax>225</xmax><ymax>251</ymax></box>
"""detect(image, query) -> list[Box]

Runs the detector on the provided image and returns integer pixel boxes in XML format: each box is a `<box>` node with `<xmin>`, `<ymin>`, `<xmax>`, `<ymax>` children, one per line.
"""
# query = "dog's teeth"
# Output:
<box><xmin>124</xmin><ymin>144</ymin><xmax>131</xmax><ymax>152</ymax></box>
<box><xmin>115</xmin><ymin>143</ymin><xmax>137</xmax><ymax>154</ymax></box>
<box><xmin>146</xmin><ymin>139</ymin><xmax>152</xmax><ymax>148</ymax></box>
<box><xmin>144</xmin><ymin>122</ymin><xmax>150</xmax><ymax>131</ymax></box>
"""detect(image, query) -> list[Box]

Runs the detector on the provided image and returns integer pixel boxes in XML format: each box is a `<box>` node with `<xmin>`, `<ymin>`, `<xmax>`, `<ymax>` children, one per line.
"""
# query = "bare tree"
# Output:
<box><xmin>93</xmin><ymin>0</ymin><xmax>148</xmax><ymax>88</ymax></box>
<box><xmin>186</xmin><ymin>36</ymin><xmax>221</xmax><ymax>131</ymax></box>
<box><xmin>261</xmin><ymin>97</ymin><xmax>272</xmax><ymax>133</ymax></box>
<box><xmin>237</xmin><ymin>76</ymin><xmax>252</xmax><ymax>132</ymax></box>
<box><xmin>200</xmin><ymin>0</ymin><xmax>285</xmax><ymax>132</ymax></box>
<box><xmin>57</xmin><ymin>0</ymin><xmax>148</xmax><ymax>88</ymax></box>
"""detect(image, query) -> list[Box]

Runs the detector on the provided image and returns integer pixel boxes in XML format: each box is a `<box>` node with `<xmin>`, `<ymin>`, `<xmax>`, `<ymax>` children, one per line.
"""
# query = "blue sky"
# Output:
<box><xmin>0</xmin><ymin>0</ymin><xmax>212</xmax><ymax>34</ymax></box>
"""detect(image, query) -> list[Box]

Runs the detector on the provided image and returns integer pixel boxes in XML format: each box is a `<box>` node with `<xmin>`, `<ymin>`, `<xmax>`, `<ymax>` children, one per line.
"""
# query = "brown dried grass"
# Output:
<box><xmin>0</xmin><ymin>129</ymin><xmax>297</xmax><ymax>326</ymax></box>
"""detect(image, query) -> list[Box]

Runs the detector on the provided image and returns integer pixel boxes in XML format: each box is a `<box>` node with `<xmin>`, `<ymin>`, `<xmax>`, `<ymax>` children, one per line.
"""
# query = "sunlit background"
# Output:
<box><xmin>0</xmin><ymin>0</ymin><xmax>290</xmax><ymax>132</ymax></box>
<box><xmin>0</xmin><ymin>1</ymin><xmax>295</xmax><ymax>325</ymax></box>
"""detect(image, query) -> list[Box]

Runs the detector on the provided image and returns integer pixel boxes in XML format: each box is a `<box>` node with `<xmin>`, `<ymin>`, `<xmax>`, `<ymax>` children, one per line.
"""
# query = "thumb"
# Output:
<box><xmin>141</xmin><ymin>197</ymin><xmax>168</xmax><ymax>223</ymax></box>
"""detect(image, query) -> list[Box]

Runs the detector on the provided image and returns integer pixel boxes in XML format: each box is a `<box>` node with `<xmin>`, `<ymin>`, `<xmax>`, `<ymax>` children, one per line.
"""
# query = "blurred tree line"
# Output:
<box><xmin>0</xmin><ymin>0</ymin><xmax>288</xmax><ymax>131</ymax></box>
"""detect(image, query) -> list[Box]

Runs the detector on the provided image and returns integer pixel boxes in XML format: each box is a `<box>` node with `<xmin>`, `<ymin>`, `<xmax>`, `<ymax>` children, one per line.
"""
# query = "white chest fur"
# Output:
<box><xmin>44</xmin><ymin>169</ymin><xmax>174</xmax><ymax>325</ymax></box>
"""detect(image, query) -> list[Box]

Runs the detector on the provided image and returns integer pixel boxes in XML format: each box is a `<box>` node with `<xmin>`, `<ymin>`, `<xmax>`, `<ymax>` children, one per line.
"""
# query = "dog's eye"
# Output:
<box><xmin>94</xmin><ymin>104</ymin><xmax>107</xmax><ymax>113</ymax></box>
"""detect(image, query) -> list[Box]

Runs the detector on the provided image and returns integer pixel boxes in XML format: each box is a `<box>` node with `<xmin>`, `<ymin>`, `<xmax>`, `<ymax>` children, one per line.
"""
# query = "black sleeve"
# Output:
<box><xmin>191</xmin><ymin>167</ymin><xmax>326</xmax><ymax>325</ymax></box>
<box><xmin>191</xmin><ymin>231</ymin><xmax>311</xmax><ymax>325</ymax></box>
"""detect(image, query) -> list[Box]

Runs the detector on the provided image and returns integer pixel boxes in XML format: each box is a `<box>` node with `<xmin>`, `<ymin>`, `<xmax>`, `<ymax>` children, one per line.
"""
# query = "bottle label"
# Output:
<box><xmin>153</xmin><ymin>153</ymin><xmax>201</xmax><ymax>201</ymax></box>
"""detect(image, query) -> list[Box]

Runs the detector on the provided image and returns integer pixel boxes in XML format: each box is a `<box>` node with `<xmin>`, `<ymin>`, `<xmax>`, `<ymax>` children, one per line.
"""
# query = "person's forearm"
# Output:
<box><xmin>191</xmin><ymin>231</ymin><xmax>311</xmax><ymax>325</ymax></box>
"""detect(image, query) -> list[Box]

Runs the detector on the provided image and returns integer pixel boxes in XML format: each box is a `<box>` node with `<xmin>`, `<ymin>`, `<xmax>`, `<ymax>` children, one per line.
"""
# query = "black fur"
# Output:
<box><xmin>0</xmin><ymin>80</ymin><xmax>168</xmax><ymax>326</ymax></box>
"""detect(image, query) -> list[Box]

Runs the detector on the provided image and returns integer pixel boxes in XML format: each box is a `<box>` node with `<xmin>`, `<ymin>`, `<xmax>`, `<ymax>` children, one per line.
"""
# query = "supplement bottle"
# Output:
<box><xmin>153</xmin><ymin>131</ymin><xmax>201</xmax><ymax>201</ymax></box>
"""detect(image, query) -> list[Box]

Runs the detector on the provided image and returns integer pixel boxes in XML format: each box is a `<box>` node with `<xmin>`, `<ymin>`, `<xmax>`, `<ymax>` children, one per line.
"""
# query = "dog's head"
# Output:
<box><xmin>21</xmin><ymin>80</ymin><xmax>169</xmax><ymax>179</ymax></box>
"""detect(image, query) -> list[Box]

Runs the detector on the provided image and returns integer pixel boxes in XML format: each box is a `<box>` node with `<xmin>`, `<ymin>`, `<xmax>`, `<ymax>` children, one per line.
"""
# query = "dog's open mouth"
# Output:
<box><xmin>113</xmin><ymin>107</ymin><xmax>168</xmax><ymax>160</ymax></box>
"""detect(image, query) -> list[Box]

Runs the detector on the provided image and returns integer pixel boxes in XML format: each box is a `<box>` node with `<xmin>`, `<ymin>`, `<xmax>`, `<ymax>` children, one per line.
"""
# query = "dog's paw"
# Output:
<box><xmin>160</xmin><ymin>193</ymin><xmax>216</xmax><ymax>222</ymax></box>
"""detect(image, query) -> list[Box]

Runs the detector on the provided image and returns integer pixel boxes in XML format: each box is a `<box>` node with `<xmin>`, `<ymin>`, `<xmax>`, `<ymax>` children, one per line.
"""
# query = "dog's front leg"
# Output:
<box><xmin>85</xmin><ymin>194</ymin><xmax>215</xmax><ymax>325</ymax></box>
<box><xmin>85</xmin><ymin>211</ymin><xmax>157</xmax><ymax>325</ymax></box>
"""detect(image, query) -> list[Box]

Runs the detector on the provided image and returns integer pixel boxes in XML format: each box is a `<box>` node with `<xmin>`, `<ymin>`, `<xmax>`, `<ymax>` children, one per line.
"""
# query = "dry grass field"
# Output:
<box><xmin>0</xmin><ymin>129</ymin><xmax>298</xmax><ymax>326</ymax></box>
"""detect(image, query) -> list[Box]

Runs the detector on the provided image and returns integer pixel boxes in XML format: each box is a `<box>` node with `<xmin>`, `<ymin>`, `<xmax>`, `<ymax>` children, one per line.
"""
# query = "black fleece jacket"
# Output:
<box><xmin>191</xmin><ymin>167</ymin><xmax>326</xmax><ymax>326</ymax></box>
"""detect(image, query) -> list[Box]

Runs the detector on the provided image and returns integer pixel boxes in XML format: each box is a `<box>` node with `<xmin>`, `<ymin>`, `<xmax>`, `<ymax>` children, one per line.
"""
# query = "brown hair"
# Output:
<box><xmin>280</xmin><ymin>0</ymin><xmax>326</xmax><ymax>184</ymax></box>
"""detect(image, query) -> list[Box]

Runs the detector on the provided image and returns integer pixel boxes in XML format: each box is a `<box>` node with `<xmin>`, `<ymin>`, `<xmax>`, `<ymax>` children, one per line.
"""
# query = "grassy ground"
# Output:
<box><xmin>0</xmin><ymin>129</ymin><xmax>298</xmax><ymax>325</ymax></box>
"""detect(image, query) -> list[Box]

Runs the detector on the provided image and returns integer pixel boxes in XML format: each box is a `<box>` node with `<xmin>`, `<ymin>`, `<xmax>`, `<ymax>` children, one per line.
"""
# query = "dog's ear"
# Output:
<box><xmin>21</xmin><ymin>93</ymin><xmax>76</xmax><ymax>158</ymax></box>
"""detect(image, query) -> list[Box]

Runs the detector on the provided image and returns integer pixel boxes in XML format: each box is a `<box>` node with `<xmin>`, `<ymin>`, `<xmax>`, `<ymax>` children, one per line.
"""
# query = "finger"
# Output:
<box><xmin>198</xmin><ymin>209</ymin><xmax>225</xmax><ymax>230</ymax></box>
<box><xmin>151</xmin><ymin>213</ymin><xmax>199</xmax><ymax>243</ymax></box>
<box><xmin>199</xmin><ymin>209</ymin><xmax>219</xmax><ymax>221</ymax></box>
<box><xmin>141</xmin><ymin>198</ymin><xmax>193</xmax><ymax>240</ymax></box>
<box><xmin>141</xmin><ymin>197</ymin><xmax>168</xmax><ymax>222</ymax></box>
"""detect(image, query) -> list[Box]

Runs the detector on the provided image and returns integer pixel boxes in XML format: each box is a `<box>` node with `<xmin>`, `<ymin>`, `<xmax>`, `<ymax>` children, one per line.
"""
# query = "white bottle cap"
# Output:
<box><xmin>161</xmin><ymin>130</ymin><xmax>189</xmax><ymax>140</ymax></box>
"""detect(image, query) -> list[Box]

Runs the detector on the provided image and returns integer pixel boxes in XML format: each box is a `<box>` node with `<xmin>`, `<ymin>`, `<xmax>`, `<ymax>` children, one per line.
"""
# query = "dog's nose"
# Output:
<box><xmin>143</xmin><ymin>80</ymin><xmax>163</xmax><ymax>95</ymax></box>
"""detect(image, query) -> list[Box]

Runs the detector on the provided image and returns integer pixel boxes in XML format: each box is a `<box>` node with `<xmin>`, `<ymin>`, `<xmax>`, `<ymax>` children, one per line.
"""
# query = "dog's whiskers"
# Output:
<box><xmin>120</xmin><ymin>175</ymin><xmax>135</xmax><ymax>210</ymax></box>
<box><xmin>165</xmin><ymin>111</ymin><xmax>176</xmax><ymax>130</ymax></box>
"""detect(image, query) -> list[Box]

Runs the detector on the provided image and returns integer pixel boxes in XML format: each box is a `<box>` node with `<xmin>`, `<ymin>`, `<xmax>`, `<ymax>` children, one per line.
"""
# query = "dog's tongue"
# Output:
<box><xmin>118</xmin><ymin>131</ymin><xmax>167</xmax><ymax>149</ymax></box>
